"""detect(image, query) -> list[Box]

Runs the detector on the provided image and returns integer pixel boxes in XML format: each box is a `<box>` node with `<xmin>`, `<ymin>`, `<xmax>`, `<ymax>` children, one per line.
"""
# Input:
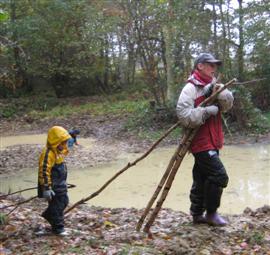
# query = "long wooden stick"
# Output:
<box><xmin>0</xmin><ymin>187</ymin><xmax>37</xmax><ymax>199</ymax></box>
<box><xmin>141</xmin><ymin>78</ymin><xmax>237</xmax><ymax>233</ymax></box>
<box><xmin>0</xmin><ymin>184</ymin><xmax>76</xmax><ymax>210</ymax></box>
<box><xmin>143</xmin><ymin>129</ymin><xmax>198</xmax><ymax>232</ymax></box>
<box><xmin>64</xmin><ymin>121</ymin><xmax>180</xmax><ymax>215</ymax></box>
<box><xmin>136</xmin><ymin>129</ymin><xmax>192</xmax><ymax>231</ymax></box>
<box><xmin>0</xmin><ymin>183</ymin><xmax>76</xmax><ymax>200</ymax></box>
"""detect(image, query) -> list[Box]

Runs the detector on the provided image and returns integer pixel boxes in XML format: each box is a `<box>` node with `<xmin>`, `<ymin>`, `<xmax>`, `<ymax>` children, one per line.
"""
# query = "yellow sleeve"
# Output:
<box><xmin>38</xmin><ymin>149</ymin><xmax>56</xmax><ymax>188</ymax></box>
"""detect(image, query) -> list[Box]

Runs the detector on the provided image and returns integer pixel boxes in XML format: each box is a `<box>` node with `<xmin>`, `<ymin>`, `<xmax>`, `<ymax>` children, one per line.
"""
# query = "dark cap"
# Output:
<box><xmin>194</xmin><ymin>53</ymin><xmax>222</xmax><ymax>68</ymax></box>
<box><xmin>69</xmin><ymin>129</ymin><xmax>80</xmax><ymax>135</ymax></box>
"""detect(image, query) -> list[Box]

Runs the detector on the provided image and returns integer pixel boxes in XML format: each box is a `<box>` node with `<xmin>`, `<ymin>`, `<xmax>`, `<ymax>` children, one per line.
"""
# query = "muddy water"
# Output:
<box><xmin>0</xmin><ymin>138</ymin><xmax>269</xmax><ymax>214</ymax></box>
<box><xmin>0</xmin><ymin>134</ymin><xmax>47</xmax><ymax>149</ymax></box>
<box><xmin>0</xmin><ymin>134</ymin><xmax>95</xmax><ymax>150</ymax></box>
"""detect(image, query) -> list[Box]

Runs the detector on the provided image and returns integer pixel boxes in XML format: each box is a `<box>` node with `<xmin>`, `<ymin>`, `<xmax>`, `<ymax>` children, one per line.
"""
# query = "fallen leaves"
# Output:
<box><xmin>0</xmin><ymin>196</ymin><xmax>270</xmax><ymax>254</ymax></box>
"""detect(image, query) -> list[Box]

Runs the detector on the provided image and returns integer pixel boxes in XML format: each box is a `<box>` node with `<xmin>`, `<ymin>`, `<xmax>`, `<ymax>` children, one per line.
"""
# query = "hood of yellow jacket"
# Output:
<box><xmin>47</xmin><ymin>126</ymin><xmax>71</xmax><ymax>150</ymax></box>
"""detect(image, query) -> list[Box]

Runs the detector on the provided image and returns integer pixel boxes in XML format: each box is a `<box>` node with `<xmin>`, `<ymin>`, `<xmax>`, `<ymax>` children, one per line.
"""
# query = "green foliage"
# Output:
<box><xmin>0</xmin><ymin>96</ymin><xmax>61</xmax><ymax>118</ymax></box>
<box><xmin>0</xmin><ymin>94</ymin><xmax>148</xmax><ymax>120</ymax></box>
<box><xmin>263</xmin><ymin>112</ymin><xmax>270</xmax><ymax>125</ymax></box>
<box><xmin>124</xmin><ymin>101</ymin><xmax>181</xmax><ymax>141</ymax></box>
<box><xmin>0</xmin><ymin>9</ymin><xmax>9</xmax><ymax>21</ymax></box>
<box><xmin>249</xmin><ymin>231</ymin><xmax>265</xmax><ymax>245</ymax></box>
<box><xmin>232</xmin><ymin>86</ymin><xmax>270</xmax><ymax>133</ymax></box>
<box><xmin>0</xmin><ymin>104</ymin><xmax>17</xmax><ymax>118</ymax></box>
<box><xmin>36</xmin><ymin>99</ymin><xmax>147</xmax><ymax>118</ymax></box>
<box><xmin>0</xmin><ymin>0</ymin><xmax>270</xmax><ymax>131</ymax></box>
<box><xmin>0</xmin><ymin>213</ymin><xmax>8</xmax><ymax>225</ymax></box>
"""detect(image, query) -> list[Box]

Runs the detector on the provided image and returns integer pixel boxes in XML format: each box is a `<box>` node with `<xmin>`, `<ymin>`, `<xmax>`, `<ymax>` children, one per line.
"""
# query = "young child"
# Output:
<box><xmin>38</xmin><ymin>126</ymin><xmax>71</xmax><ymax>236</ymax></box>
<box><xmin>68</xmin><ymin>129</ymin><xmax>80</xmax><ymax>148</ymax></box>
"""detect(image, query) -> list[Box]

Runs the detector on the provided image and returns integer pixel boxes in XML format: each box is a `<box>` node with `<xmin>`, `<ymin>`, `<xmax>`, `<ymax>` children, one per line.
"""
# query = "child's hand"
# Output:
<box><xmin>43</xmin><ymin>189</ymin><xmax>55</xmax><ymax>201</ymax></box>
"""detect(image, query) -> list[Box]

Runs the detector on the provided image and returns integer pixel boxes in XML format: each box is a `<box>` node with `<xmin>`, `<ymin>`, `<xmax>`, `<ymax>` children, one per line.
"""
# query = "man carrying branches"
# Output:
<box><xmin>176</xmin><ymin>53</ymin><xmax>234</xmax><ymax>226</ymax></box>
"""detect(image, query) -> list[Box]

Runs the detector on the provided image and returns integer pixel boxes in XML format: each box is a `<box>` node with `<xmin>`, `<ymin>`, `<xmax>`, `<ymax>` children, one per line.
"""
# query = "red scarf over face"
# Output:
<box><xmin>192</xmin><ymin>69</ymin><xmax>213</xmax><ymax>86</ymax></box>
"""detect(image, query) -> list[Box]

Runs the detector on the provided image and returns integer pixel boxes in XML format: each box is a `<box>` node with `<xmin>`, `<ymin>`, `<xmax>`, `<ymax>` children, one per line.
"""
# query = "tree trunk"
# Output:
<box><xmin>237</xmin><ymin>0</ymin><xmax>244</xmax><ymax>81</ymax></box>
<box><xmin>164</xmin><ymin>0</ymin><xmax>175</xmax><ymax>103</ymax></box>
<box><xmin>10</xmin><ymin>0</ymin><xmax>27</xmax><ymax>91</ymax></box>
<box><xmin>212</xmin><ymin>0</ymin><xmax>218</xmax><ymax>57</ymax></box>
<box><xmin>218</xmin><ymin>0</ymin><xmax>229</xmax><ymax>75</ymax></box>
<box><xmin>104</xmin><ymin>36</ymin><xmax>110</xmax><ymax>91</ymax></box>
<box><xmin>225</xmin><ymin>0</ymin><xmax>233</xmax><ymax>72</ymax></box>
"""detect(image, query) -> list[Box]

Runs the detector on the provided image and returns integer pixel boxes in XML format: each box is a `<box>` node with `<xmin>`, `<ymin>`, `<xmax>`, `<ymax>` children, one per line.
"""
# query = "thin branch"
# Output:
<box><xmin>4</xmin><ymin>196</ymin><xmax>37</xmax><ymax>213</ymax></box>
<box><xmin>222</xmin><ymin>115</ymin><xmax>232</xmax><ymax>137</ymax></box>
<box><xmin>0</xmin><ymin>183</ymin><xmax>76</xmax><ymax>200</ymax></box>
<box><xmin>0</xmin><ymin>187</ymin><xmax>37</xmax><ymax>199</ymax></box>
<box><xmin>234</xmin><ymin>78</ymin><xmax>267</xmax><ymax>86</ymax></box>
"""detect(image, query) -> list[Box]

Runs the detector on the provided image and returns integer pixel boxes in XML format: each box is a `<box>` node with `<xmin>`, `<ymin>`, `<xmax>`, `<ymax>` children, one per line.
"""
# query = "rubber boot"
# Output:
<box><xmin>193</xmin><ymin>215</ymin><xmax>207</xmax><ymax>224</ymax></box>
<box><xmin>206</xmin><ymin>212</ymin><xmax>227</xmax><ymax>226</ymax></box>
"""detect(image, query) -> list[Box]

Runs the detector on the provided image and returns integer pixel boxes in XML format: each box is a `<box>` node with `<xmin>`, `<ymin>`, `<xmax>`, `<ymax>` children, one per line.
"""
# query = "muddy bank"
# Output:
<box><xmin>1</xmin><ymin>195</ymin><xmax>270</xmax><ymax>254</ymax></box>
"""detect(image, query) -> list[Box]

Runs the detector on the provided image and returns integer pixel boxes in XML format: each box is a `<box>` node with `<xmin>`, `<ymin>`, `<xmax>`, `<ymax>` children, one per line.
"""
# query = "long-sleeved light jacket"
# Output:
<box><xmin>176</xmin><ymin>76</ymin><xmax>234</xmax><ymax>153</ymax></box>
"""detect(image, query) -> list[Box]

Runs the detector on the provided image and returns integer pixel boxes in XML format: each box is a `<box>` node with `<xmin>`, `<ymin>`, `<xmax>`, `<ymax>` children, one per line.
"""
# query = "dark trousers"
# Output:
<box><xmin>42</xmin><ymin>193</ymin><xmax>69</xmax><ymax>233</ymax></box>
<box><xmin>190</xmin><ymin>150</ymin><xmax>229</xmax><ymax>216</ymax></box>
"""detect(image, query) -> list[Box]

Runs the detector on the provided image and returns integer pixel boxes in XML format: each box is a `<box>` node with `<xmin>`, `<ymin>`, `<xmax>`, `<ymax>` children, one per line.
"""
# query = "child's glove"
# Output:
<box><xmin>43</xmin><ymin>189</ymin><xmax>55</xmax><ymax>201</ymax></box>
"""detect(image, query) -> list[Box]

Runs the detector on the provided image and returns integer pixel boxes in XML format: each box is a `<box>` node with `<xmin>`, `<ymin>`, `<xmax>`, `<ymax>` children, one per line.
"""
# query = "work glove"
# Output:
<box><xmin>203</xmin><ymin>83</ymin><xmax>214</xmax><ymax>98</ymax></box>
<box><xmin>205</xmin><ymin>105</ymin><xmax>219</xmax><ymax>118</ymax></box>
<box><xmin>203</xmin><ymin>83</ymin><xmax>225</xmax><ymax>98</ymax></box>
<box><xmin>43</xmin><ymin>189</ymin><xmax>55</xmax><ymax>201</ymax></box>
<box><xmin>214</xmin><ymin>83</ymin><xmax>224</xmax><ymax>93</ymax></box>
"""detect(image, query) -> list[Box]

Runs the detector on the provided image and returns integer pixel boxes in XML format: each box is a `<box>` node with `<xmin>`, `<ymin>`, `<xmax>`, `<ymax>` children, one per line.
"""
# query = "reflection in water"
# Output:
<box><xmin>0</xmin><ymin>143</ymin><xmax>269</xmax><ymax>214</ymax></box>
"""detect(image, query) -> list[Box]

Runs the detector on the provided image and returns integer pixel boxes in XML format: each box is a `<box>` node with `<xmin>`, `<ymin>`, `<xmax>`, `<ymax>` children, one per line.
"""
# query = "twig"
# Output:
<box><xmin>0</xmin><ymin>183</ymin><xmax>76</xmax><ymax>200</ymax></box>
<box><xmin>0</xmin><ymin>187</ymin><xmax>37</xmax><ymax>199</ymax></box>
<box><xmin>4</xmin><ymin>196</ymin><xmax>37</xmax><ymax>215</ymax></box>
<box><xmin>3</xmin><ymin>184</ymin><xmax>76</xmax><ymax>216</ymax></box>
<box><xmin>234</xmin><ymin>78</ymin><xmax>266</xmax><ymax>86</ymax></box>
<box><xmin>222</xmin><ymin>115</ymin><xmax>232</xmax><ymax>137</ymax></box>
<box><xmin>64</xmin><ymin>121</ymin><xmax>180</xmax><ymax>215</ymax></box>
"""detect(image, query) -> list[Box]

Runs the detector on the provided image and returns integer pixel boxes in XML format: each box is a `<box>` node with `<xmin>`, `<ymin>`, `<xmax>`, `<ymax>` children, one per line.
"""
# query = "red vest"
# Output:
<box><xmin>190</xmin><ymin>95</ymin><xmax>224</xmax><ymax>154</ymax></box>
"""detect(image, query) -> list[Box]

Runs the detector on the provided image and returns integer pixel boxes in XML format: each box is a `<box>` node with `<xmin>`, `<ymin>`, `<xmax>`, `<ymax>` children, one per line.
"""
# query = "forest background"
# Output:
<box><xmin>0</xmin><ymin>0</ymin><xmax>270</xmax><ymax>136</ymax></box>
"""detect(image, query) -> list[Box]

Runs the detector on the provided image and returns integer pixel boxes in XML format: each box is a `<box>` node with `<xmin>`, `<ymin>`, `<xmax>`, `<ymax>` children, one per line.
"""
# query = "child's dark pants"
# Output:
<box><xmin>190</xmin><ymin>150</ymin><xmax>229</xmax><ymax>216</ymax></box>
<box><xmin>42</xmin><ymin>193</ymin><xmax>69</xmax><ymax>233</ymax></box>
